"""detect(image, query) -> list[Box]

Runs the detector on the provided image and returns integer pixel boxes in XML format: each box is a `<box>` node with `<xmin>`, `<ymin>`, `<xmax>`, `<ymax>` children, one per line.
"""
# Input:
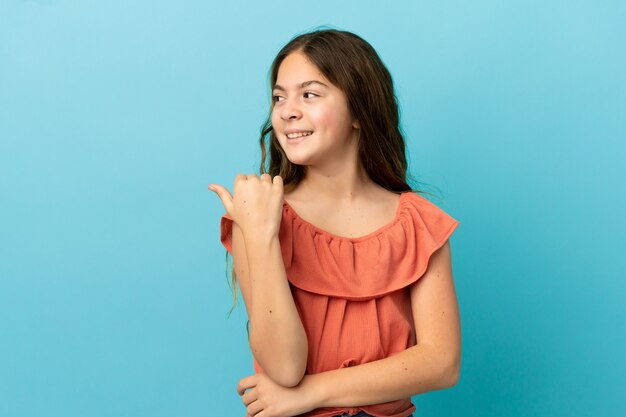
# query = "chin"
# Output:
<box><xmin>284</xmin><ymin>155</ymin><xmax>311</xmax><ymax>166</ymax></box>
<box><xmin>281</xmin><ymin>148</ymin><xmax>306</xmax><ymax>164</ymax></box>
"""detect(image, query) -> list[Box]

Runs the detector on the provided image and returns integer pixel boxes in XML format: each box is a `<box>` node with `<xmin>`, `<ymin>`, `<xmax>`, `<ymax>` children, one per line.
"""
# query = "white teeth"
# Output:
<box><xmin>287</xmin><ymin>131</ymin><xmax>313</xmax><ymax>139</ymax></box>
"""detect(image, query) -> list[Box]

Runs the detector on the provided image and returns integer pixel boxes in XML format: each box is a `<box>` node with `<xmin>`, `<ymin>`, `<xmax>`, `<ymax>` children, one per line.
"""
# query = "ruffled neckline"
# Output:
<box><xmin>277</xmin><ymin>191</ymin><xmax>459</xmax><ymax>299</ymax></box>
<box><xmin>282</xmin><ymin>192</ymin><xmax>407</xmax><ymax>243</ymax></box>
<box><xmin>219</xmin><ymin>190</ymin><xmax>459</xmax><ymax>299</ymax></box>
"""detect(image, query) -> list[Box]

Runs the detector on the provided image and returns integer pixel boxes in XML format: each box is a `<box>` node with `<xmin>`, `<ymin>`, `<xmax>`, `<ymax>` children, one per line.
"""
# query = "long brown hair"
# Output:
<box><xmin>261</xmin><ymin>28</ymin><xmax>419</xmax><ymax>191</ymax></box>
<box><xmin>226</xmin><ymin>27</ymin><xmax>436</xmax><ymax>315</ymax></box>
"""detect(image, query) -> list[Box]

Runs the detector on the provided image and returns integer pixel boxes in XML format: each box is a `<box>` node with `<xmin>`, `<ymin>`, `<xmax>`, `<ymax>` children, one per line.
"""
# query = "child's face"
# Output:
<box><xmin>272</xmin><ymin>51</ymin><xmax>359</xmax><ymax>167</ymax></box>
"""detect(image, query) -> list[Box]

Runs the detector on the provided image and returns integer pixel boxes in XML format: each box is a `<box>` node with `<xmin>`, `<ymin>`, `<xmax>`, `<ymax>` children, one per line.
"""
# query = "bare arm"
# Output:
<box><xmin>210</xmin><ymin>174</ymin><xmax>308</xmax><ymax>387</ymax></box>
<box><xmin>236</xmin><ymin>240</ymin><xmax>460</xmax><ymax>416</ymax></box>
<box><xmin>232</xmin><ymin>221</ymin><xmax>308</xmax><ymax>387</ymax></box>
<box><xmin>300</xmin><ymin>240</ymin><xmax>461</xmax><ymax>406</ymax></box>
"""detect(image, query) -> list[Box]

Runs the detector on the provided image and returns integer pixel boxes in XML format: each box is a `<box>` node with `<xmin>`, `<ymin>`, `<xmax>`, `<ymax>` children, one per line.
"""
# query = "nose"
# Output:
<box><xmin>280</xmin><ymin>97</ymin><xmax>302</xmax><ymax>121</ymax></box>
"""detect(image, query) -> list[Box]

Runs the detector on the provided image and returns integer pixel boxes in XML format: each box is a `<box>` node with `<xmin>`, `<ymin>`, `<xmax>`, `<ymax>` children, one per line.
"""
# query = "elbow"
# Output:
<box><xmin>258</xmin><ymin>353</ymin><xmax>306</xmax><ymax>387</ymax></box>
<box><xmin>251</xmin><ymin>355</ymin><xmax>306</xmax><ymax>387</ymax></box>
<box><xmin>445</xmin><ymin>363</ymin><xmax>460</xmax><ymax>387</ymax></box>
<box><xmin>269</xmin><ymin>366</ymin><xmax>306</xmax><ymax>388</ymax></box>
<box><xmin>249</xmin><ymin>332</ymin><xmax>308</xmax><ymax>387</ymax></box>
<box><xmin>272</xmin><ymin>350</ymin><xmax>307</xmax><ymax>387</ymax></box>
<box><xmin>441</xmin><ymin>354</ymin><xmax>461</xmax><ymax>388</ymax></box>
<box><xmin>425</xmin><ymin>342</ymin><xmax>460</xmax><ymax>389</ymax></box>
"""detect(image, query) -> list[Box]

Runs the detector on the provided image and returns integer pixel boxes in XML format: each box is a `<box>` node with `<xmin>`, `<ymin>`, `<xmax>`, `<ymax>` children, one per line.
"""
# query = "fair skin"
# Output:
<box><xmin>211</xmin><ymin>172</ymin><xmax>308</xmax><ymax>388</ymax></box>
<box><xmin>209</xmin><ymin>50</ymin><xmax>461</xmax><ymax>417</ymax></box>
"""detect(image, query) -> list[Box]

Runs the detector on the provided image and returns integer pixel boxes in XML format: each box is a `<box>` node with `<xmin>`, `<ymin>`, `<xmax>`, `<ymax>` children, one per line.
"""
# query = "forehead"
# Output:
<box><xmin>274</xmin><ymin>52</ymin><xmax>330</xmax><ymax>89</ymax></box>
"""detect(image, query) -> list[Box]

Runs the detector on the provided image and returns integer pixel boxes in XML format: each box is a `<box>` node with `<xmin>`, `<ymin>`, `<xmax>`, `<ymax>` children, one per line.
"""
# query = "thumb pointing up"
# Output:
<box><xmin>208</xmin><ymin>183</ymin><xmax>234</xmax><ymax>216</ymax></box>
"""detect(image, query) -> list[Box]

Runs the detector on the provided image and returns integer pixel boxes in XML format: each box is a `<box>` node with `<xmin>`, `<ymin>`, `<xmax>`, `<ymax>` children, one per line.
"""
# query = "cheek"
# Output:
<box><xmin>310</xmin><ymin>107</ymin><xmax>341</xmax><ymax>131</ymax></box>
<box><xmin>271</xmin><ymin>111</ymin><xmax>288</xmax><ymax>150</ymax></box>
<box><xmin>271</xmin><ymin>110</ymin><xmax>281</xmax><ymax>132</ymax></box>
<box><xmin>271</xmin><ymin>108</ymin><xmax>278</xmax><ymax>124</ymax></box>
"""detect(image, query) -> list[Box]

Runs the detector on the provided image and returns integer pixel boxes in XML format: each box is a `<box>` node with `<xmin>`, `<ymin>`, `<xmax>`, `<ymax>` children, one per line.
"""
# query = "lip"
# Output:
<box><xmin>284</xmin><ymin>128</ymin><xmax>314</xmax><ymax>135</ymax></box>
<box><xmin>286</xmin><ymin>132</ymin><xmax>313</xmax><ymax>144</ymax></box>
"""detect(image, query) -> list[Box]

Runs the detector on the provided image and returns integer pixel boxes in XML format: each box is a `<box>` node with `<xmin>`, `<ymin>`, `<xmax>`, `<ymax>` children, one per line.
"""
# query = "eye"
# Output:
<box><xmin>272</xmin><ymin>95</ymin><xmax>284</xmax><ymax>102</ymax></box>
<box><xmin>303</xmin><ymin>91</ymin><xmax>318</xmax><ymax>99</ymax></box>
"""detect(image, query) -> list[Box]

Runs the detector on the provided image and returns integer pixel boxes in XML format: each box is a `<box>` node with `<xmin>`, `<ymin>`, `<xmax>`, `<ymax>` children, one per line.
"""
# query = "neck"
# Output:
<box><xmin>297</xmin><ymin>155</ymin><xmax>374</xmax><ymax>203</ymax></box>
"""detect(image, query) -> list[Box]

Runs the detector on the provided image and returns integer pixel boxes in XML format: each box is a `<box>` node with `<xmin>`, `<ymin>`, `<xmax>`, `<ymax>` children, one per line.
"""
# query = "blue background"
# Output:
<box><xmin>1</xmin><ymin>1</ymin><xmax>625</xmax><ymax>416</ymax></box>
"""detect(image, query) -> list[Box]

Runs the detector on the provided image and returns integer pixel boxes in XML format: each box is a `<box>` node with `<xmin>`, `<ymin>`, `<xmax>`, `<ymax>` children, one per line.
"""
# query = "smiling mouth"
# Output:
<box><xmin>286</xmin><ymin>131</ymin><xmax>313</xmax><ymax>139</ymax></box>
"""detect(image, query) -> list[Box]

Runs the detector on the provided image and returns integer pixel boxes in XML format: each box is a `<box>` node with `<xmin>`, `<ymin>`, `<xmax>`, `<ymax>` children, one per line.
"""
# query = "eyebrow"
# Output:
<box><xmin>273</xmin><ymin>80</ymin><xmax>329</xmax><ymax>91</ymax></box>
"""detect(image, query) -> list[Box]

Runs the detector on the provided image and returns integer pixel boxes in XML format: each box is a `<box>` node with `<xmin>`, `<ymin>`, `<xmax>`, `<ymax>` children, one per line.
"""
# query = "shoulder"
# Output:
<box><xmin>401</xmin><ymin>191</ymin><xmax>458</xmax><ymax>219</ymax></box>
<box><xmin>370</xmin><ymin>186</ymin><xmax>403</xmax><ymax>209</ymax></box>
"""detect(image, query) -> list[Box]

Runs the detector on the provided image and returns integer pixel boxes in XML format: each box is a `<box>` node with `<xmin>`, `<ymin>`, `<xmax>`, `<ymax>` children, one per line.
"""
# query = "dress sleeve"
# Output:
<box><xmin>219</xmin><ymin>213</ymin><xmax>234</xmax><ymax>255</ymax></box>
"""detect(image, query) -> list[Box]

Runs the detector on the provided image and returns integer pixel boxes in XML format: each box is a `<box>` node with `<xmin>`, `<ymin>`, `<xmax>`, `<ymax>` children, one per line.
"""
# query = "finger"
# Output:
<box><xmin>260</xmin><ymin>173</ymin><xmax>272</xmax><ymax>183</ymax></box>
<box><xmin>208</xmin><ymin>184</ymin><xmax>234</xmax><ymax>214</ymax></box>
<box><xmin>246</xmin><ymin>399</ymin><xmax>264</xmax><ymax>417</ymax></box>
<box><xmin>246</xmin><ymin>173</ymin><xmax>259</xmax><ymax>181</ymax></box>
<box><xmin>241</xmin><ymin>387</ymin><xmax>258</xmax><ymax>406</ymax></box>
<box><xmin>233</xmin><ymin>173</ymin><xmax>247</xmax><ymax>190</ymax></box>
<box><xmin>272</xmin><ymin>175</ymin><xmax>283</xmax><ymax>187</ymax></box>
<box><xmin>273</xmin><ymin>176</ymin><xmax>284</xmax><ymax>198</ymax></box>
<box><xmin>237</xmin><ymin>374</ymin><xmax>257</xmax><ymax>395</ymax></box>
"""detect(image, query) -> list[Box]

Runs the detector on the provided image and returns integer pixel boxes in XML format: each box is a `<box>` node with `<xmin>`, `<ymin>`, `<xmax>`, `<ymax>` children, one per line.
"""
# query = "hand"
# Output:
<box><xmin>237</xmin><ymin>373</ymin><xmax>315</xmax><ymax>417</ymax></box>
<box><xmin>209</xmin><ymin>173</ymin><xmax>284</xmax><ymax>239</ymax></box>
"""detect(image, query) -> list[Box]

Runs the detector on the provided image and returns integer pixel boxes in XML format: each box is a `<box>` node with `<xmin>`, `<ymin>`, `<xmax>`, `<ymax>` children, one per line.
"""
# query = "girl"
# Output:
<box><xmin>208</xmin><ymin>28</ymin><xmax>461</xmax><ymax>417</ymax></box>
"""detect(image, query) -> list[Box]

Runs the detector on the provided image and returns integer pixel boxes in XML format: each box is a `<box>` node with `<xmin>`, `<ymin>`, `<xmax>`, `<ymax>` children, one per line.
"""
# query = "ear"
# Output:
<box><xmin>352</xmin><ymin>119</ymin><xmax>360</xmax><ymax>129</ymax></box>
